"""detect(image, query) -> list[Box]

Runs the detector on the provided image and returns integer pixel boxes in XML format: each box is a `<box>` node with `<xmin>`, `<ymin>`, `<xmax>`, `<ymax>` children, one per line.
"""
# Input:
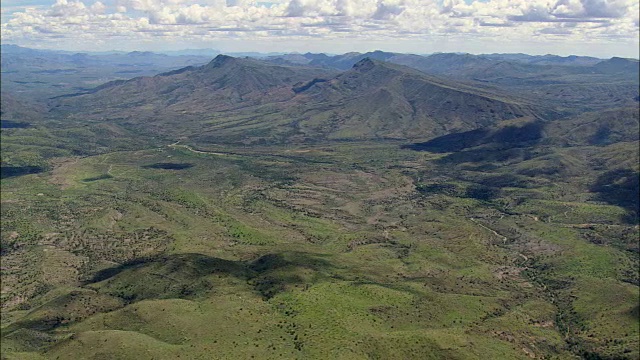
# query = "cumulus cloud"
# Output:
<box><xmin>579</xmin><ymin>0</ymin><xmax>629</xmax><ymax>18</ymax></box>
<box><xmin>47</xmin><ymin>0</ymin><xmax>88</xmax><ymax>17</ymax></box>
<box><xmin>372</xmin><ymin>0</ymin><xmax>405</xmax><ymax>20</ymax></box>
<box><xmin>1</xmin><ymin>0</ymin><xmax>637</xmax><ymax>53</ymax></box>
<box><xmin>509</xmin><ymin>0</ymin><xmax>634</xmax><ymax>22</ymax></box>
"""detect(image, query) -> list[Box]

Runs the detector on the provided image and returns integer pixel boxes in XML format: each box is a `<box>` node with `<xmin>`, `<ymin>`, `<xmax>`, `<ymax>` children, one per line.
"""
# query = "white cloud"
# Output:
<box><xmin>91</xmin><ymin>1</ymin><xmax>107</xmax><ymax>13</ymax></box>
<box><xmin>0</xmin><ymin>0</ymin><xmax>637</xmax><ymax>56</ymax></box>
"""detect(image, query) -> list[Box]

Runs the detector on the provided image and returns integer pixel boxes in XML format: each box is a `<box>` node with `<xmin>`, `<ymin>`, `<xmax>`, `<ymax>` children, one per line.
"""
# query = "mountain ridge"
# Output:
<box><xmin>53</xmin><ymin>55</ymin><xmax>540</xmax><ymax>144</ymax></box>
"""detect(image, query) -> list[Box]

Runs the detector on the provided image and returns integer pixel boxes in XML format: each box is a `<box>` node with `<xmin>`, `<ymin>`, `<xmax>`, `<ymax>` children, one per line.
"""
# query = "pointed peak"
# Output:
<box><xmin>352</xmin><ymin>57</ymin><xmax>377</xmax><ymax>71</ymax></box>
<box><xmin>207</xmin><ymin>54</ymin><xmax>237</xmax><ymax>68</ymax></box>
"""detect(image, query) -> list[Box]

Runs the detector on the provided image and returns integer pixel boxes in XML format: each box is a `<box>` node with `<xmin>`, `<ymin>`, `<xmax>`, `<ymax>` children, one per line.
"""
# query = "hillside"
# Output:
<box><xmin>50</xmin><ymin>56</ymin><xmax>335</xmax><ymax>141</ymax></box>
<box><xmin>593</xmin><ymin>57</ymin><xmax>640</xmax><ymax>75</ymax></box>
<box><xmin>1</xmin><ymin>49</ymin><xmax>639</xmax><ymax>360</ymax></box>
<box><xmin>267</xmin><ymin>51</ymin><xmax>640</xmax><ymax>114</ymax></box>
<box><xmin>54</xmin><ymin>56</ymin><xmax>538</xmax><ymax>144</ymax></box>
<box><xmin>404</xmin><ymin>105</ymin><xmax>640</xmax><ymax>221</ymax></box>
<box><xmin>57</xmin><ymin>55</ymin><xmax>336</xmax><ymax>112</ymax></box>
<box><xmin>403</xmin><ymin>106</ymin><xmax>640</xmax><ymax>152</ymax></box>
<box><xmin>279</xmin><ymin>58</ymin><xmax>537</xmax><ymax>140</ymax></box>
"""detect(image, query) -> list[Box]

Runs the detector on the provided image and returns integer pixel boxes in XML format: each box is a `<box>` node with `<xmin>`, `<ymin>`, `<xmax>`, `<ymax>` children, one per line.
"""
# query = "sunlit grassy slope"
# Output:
<box><xmin>1</xmin><ymin>137</ymin><xmax>638</xmax><ymax>359</ymax></box>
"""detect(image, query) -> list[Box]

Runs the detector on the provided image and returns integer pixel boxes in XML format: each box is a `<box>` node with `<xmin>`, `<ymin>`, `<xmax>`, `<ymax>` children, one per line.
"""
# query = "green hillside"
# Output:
<box><xmin>1</xmin><ymin>53</ymin><xmax>638</xmax><ymax>360</ymax></box>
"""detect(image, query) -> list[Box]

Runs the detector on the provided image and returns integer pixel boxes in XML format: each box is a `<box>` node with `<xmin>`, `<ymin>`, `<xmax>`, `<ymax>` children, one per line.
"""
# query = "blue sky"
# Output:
<box><xmin>1</xmin><ymin>0</ymin><xmax>638</xmax><ymax>57</ymax></box>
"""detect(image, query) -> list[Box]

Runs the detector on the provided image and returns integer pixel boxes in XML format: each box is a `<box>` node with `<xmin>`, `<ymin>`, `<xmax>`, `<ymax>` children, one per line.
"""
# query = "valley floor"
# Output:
<box><xmin>1</xmin><ymin>141</ymin><xmax>638</xmax><ymax>359</ymax></box>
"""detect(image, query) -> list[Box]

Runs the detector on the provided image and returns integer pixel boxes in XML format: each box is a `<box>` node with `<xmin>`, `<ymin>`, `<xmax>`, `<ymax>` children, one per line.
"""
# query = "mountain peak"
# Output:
<box><xmin>352</xmin><ymin>57</ymin><xmax>377</xmax><ymax>71</ymax></box>
<box><xmin>207</xmin><ymin>54</ymin><xmax>237</xmax><ymax>68</ymax></box>
<box><xmin>127</xmin><ymin>51</ymin><xmax>157</xmax><ymax>57</ymax></box>
<box><xmin>594</xmin><ymin>56</ymin><xmax>640</xmax><ymax>74</ymax></box>
<box><xmin>609</xmin><ymin>56</ymin><xmax>639</xmax><ymax>63</ymax></box>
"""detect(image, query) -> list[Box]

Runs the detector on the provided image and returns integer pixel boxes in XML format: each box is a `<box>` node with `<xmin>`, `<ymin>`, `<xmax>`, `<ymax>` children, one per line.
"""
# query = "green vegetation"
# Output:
<box><xmin>1</xmin><ymin>137</ymin><xmax>637</xmax><ymax>359</ymax></box>
<box><xmin>1</xmin><ymin>52</ymin><xmax>638</xmax><ymax>359</ymax></box>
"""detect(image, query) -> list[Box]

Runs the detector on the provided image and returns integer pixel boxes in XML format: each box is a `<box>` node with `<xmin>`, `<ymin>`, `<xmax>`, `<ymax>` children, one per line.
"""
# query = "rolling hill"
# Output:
<box><xmin>1</xmin><ymin>49</ymin><xmax>639</xmax><ymax>360</ymax></box>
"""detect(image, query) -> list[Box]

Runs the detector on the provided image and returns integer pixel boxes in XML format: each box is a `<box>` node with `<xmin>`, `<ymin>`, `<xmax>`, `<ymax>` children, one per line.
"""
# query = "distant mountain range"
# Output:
<box><xmin>4</xmin><ymin>44</ymin><xmax>636</xmax><ymax>118</ymax></box>
<box><xmin>2</xmin><ymin>45</ymin><xmax>639</xmax><ymax>146</ymax></box>
<box><xmin>0</xmin><ymin>45</ymin><xmax>213</xmax><ymax>99</ymax></box>
<box><xmin>50</xmin><ymin>55</ymin><xmax>546</xmax><ymax>143</ymax></box>
<box><xmin>262</xmin><ymin>50</ymin><xmax>637</xmax><ymax>76</ymax></box>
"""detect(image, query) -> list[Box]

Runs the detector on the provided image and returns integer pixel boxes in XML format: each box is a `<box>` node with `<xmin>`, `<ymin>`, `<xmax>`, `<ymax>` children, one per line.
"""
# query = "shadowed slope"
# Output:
<box><xmin>50</xmin><ymin>56</ymin><xmax>541</xmax><ymax>144</ymax></box>
<box><xmin>53</xmin><ymin>55</ymin><xmax>336</xmax><ymax>118</ymax></box>
<box><xmin>284</xmin><ymin>58</ymin><xmax>538</xmax><ymax>140</ymax></box>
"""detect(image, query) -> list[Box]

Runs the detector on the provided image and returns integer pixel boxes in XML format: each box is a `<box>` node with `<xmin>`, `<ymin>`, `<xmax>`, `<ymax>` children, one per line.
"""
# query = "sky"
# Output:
<box><xmin>1</xmin><ymin>0</ymin><xmax>638</xmax><ymax>58</ymax></box>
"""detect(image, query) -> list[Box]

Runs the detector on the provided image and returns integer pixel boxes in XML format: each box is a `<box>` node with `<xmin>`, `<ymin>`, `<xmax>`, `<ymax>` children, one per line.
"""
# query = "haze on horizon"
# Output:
<box><xmin>1</xmin><ymin>0</ymin><xmax>639</xmax><ymax>59</ymax></box>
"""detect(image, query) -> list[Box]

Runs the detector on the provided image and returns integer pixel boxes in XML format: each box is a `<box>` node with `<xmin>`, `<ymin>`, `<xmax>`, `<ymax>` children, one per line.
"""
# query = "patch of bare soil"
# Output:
<box><xmin>48</xmin><ymin>157</ymin><xmax>80</xmax><ymax>189</ymax></box>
